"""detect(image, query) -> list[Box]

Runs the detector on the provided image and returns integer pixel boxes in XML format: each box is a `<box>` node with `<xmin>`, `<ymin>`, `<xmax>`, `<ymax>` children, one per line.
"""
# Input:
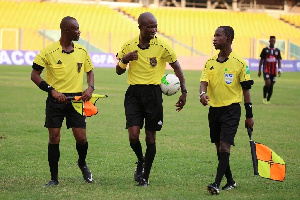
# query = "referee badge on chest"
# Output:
<box><xmin>77</xmin><ymin>62</ymin><xmax>83</xmax><ymax>73</ymax></box>
<box><xmin>149</xmin><ymin>57</ymin><xmax>157</xmax><ymax>67</ymax></box>
<box><xmin>225</xmin><ymin>73</ymin><xmax>234</xmax><ymax>84</ymax></box>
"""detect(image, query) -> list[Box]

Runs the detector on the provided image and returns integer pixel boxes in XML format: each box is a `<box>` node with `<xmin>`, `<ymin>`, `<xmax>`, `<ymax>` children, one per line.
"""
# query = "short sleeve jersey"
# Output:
<box><xmin>200</xmin><ymin>52</ymin><xmax>252</xmax><ymax>107</ymax></box>
<box><xmin>116</xmin><ymin>36</ymin><xmax>177</xmax><ymax>85</ymax></box>
<box><xmin>260</xmin><ymin>47</ymin><xmax>282</xmax><ymax>75</ymax></box>
<box><xmin>33</xmin><ymin>41</ymin><xmax>94</xmax><ymax>93</ymax></box>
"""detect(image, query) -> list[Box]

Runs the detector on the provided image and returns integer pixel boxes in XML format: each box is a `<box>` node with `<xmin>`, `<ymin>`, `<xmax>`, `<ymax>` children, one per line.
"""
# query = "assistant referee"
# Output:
<box><xmin>200</xmin><ymin>26</ymin><xmax>254</xmax><ymax>195</ymax></box>
<box><xmin>31</xmin><ymin>16</ymin><xmax>95</xmax><ymax>187</ymax></box>
<box><xmin>116</xmin><ymin>12</ymin><xmax>187</xmax><ymax>186</ymax></box>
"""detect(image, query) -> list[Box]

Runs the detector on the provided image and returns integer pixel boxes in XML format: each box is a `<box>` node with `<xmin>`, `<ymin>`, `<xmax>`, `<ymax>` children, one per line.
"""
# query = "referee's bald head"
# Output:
<box><xmin>60</xmin><ymin>16</ymin><xmax>77</xmax><ymax>30</ymax></box>
<box><xmin>138</xmin><ymin>12</ymin><xmax>156</xmax><ymax>27</ymax></box>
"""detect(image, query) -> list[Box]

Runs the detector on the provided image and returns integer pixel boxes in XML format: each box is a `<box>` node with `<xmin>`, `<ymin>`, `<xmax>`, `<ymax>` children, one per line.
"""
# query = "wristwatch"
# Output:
<box><xmin>89</xmin><ymin>85</ymin><xmax>95</xmax><ymax>90</ymax></box>
<box><xmin>181</xmin><ymin>89</ymin><xmax>188</xmax><ymax>93</ymax></box>
<box><xmin>199</xmin><ymin>91</ymin><xmax>206</xmax><ymax>98</ymax></box>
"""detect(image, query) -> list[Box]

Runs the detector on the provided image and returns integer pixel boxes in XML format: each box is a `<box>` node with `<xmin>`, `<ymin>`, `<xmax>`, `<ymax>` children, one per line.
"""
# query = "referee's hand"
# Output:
<box><xmin>81</xmin><ymin>87</ymin><xmax>93</xmax><ymax>102</ymax></box>
<box><xmin>124</xmin><ymin>50</ymin><xmax>138</xmax><ymax>62</ymax></box>
<box><xmin>51</xmin><ymin>90</ymin><xmax>67</xmax><ymax>103</ymax></box>
<box><xmin>245</xmin><ymin>118</ymin><xmax>254</xmax><ymax>131</ymax></box>
<box><xmin>200</xmin><ymin>94</ymin><xmax>210</xmax><ymax>106</ymax></box>
<box><xmin>175</xmin><ymin>94</ymin><xmax>186</xmax><ymax>112</ymax></box>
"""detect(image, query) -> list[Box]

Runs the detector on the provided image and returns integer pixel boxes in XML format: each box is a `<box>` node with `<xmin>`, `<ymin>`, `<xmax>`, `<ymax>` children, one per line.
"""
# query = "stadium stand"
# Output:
<box><xmin>280</xmin><ymin>14</ymin><xmax>300</xmax><ymax>27</ymax></box>
<box><xmin>0</xmin><ymin>0</ymin><xmax>139</xmax><ymax>53</ymax></box>
<box><xmin>0</xmin><ymin>0</ymin><xmax>299</xmax><ymax>59</ymax></box>
<box><xmin>121</xmin><ymin>6</ymin><xmax>300</xmax><ymax>58</ymax></box>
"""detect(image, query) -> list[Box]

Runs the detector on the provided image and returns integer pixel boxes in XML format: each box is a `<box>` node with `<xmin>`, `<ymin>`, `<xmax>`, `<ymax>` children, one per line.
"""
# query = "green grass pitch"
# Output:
<box><xmin>0</xmin><ymin>65</ymin><xmax>299</xmax><ymax>199</ymax></box>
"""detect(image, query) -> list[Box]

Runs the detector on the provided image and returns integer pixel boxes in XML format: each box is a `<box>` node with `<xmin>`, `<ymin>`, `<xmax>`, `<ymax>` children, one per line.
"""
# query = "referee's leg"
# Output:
<box><xmin>142</xmin><ymin>130</ymin><xmax>156</xmax><ymax>185</ymax></box>
<box><xmin>73</xmin><ymin>128</ymin><xmax>94</xmax><ymax>183</ymax></box>
<box><xmin>44</xmin><ymin>128</ymin><xmax>61</xmax><ymax>187</ymax></box>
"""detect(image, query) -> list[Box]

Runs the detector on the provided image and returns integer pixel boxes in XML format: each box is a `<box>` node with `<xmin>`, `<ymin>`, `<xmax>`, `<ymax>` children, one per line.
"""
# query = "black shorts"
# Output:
<box><xmin>208</xmin><ymin>103</ymin><xmax>241</xmax><ymax>145</ymax></box>
<box><xmin>45</xmin><ymin>93</ymin><xmax>86</xmax><ymax>129</ymax></box>
<box><xmin>263</xmin><ymin>73</ymin><xmax>276</xmax><ymax>82</ymax></box>
<box><xmin>124</xmin><ymin>85</ymin><xmax>163</xmax><ymax>131</ymax></box>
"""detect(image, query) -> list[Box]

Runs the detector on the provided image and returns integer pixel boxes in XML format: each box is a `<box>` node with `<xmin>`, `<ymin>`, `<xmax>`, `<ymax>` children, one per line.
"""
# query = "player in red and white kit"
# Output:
<box><xmin>258</xmin><ymin>36</ymin><xmax>282</xmax><ymax>104</ymax></box>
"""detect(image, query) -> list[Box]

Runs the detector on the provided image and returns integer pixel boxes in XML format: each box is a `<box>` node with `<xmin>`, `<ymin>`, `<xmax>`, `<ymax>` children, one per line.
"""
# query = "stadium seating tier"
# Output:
<box><xmin>0</xmin><ymin>0</ymin><xmax>299</xmax><ymax>59</ymax></box>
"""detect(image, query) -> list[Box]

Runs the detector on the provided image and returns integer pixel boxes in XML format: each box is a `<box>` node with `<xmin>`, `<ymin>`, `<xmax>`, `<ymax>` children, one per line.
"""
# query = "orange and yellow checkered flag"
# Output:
<box><xmin>247</xmin><ymin>127</ymin><xmax>286</xmax><ymax>182</ymax></box>
<box><xmin>69</xmin><ymin>94</ymin><xmax>108</xmax><ymax>117</ymax></box>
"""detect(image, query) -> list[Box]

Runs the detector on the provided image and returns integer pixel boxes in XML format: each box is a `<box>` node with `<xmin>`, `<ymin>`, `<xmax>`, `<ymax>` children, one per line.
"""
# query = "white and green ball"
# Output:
<box><xmin>160</xmin><ymin>74</ymin><xmax>181</xmax><ymax>96</ymax></box>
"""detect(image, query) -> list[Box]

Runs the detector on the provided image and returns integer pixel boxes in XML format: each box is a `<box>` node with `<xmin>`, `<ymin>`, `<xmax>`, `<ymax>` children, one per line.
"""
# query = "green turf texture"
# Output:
<box><xmin>0</xmin><ymin>65</ymin><xmax>299</xmax><ymax>199</ymax></box>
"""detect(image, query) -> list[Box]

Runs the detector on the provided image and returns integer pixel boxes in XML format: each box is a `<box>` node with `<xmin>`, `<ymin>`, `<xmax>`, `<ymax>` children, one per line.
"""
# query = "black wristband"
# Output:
<box><xmin>244</xmin><ymin>103</ymin><xmax>253</xmax><ymax>118</ymax></box>
<box><xmin>39</xmin><ymin>81</ymin><xmax>54</xmax><ymax>93</ymax></box>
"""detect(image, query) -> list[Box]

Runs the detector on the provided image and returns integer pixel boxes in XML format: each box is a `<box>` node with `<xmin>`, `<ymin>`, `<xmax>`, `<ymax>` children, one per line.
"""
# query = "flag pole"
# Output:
<box><xmin>247</xmin><ymin>127</ymin><xmax>259</xmax><ymax>175</ymax></box>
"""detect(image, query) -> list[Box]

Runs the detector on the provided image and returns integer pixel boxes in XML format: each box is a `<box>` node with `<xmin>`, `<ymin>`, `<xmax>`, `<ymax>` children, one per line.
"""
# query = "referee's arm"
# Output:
<box><xmin>31</xmin><ymin>63</ymin><xmax>67</xmax><ymax>103</ymax></box>
<box><xmin>31</xmin><ymin>67</ymin><xmax>43</xmax><ymax>86</ymax></box>
<box><xmin>199</xmin><ymin>81</ymin><xmax>209</xmax><ymax>106</ymax></box>
<box><xmin>243</xmin><ymin>89</ymin><xmax>254</xmax><ymax>130</ymax></box>
<box><xmin>116</xmin><ymin>61</ymin><xmax>126</xmax><ymax>75</ymax></box>
<box><xmin>170</xmin><ymin>61</ymin><xmax>186</xmax><ymax>92</ymax></box>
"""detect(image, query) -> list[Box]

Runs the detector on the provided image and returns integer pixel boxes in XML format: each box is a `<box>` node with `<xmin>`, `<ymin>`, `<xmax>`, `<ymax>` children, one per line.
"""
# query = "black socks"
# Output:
<box><xmin>48</xmin><ymin>143</ymin><xmax>60</xmax><ymax>181</ymax></box>
<box><xmin>215</xmin><ymin>152</ymin><xmax>230</xmax><ymax>186</ymax></box>
<box><xmin>143</xmin><ymin>143</ymin><xmax>156</xmax><ymax>180</ymax></box>
<box><xmin>130</xmin><ymin>141</ymin><xmax>156</xmax><ymax>181</ymax></box>
<box><xmin>76</xmin><ymin>142</ymin><xmax>88</xmax><ymax>166</ymax></box>
<box><xmin>48</xmin><ymin>142</ymin><xmax>88</xmax><ymax>181</ymax></box>
<box><xmin>217</xmin><ymin>152</ymin><xmax>234</xmax><ymax>184</ymax></box>
<box><xmin>267</xmin><ymin>85</ymin><xmax>273</xmax><ymax>101</ymax></box>
<box><xmin>263</xmin><ymin>86</ymin><xmax>268</xmax><ymax>98</ymax></box>
<box><xmin>130</xmin><ymin>141</ymin><xmax>145</xmax><ymax>162</ymax></box>
<box><xmin>264</xmin><ymin>85</ymin><xmax>274</xmax><ymax>101</ymax></box>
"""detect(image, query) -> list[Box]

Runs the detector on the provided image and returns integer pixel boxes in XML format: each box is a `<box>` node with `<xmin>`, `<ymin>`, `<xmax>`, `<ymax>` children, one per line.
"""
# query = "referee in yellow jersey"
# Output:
<box><xmin>31</xmin><ymin>16</ymin><xmax>95</xmax><ymax>187</ymax></box>
<box><xmin>116</xmin><ymin>12</ymin><xmax>187</xmax><ymax>186</ymax></box>
<box><xmin>200</xmin><ymin>26</ymin><xmax>254</xmax><ymax>195</ymax></box>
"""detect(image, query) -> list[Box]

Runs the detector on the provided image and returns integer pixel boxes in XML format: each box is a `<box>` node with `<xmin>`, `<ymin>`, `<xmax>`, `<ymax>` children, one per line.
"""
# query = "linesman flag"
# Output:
<box><xmin>247</xmin><ymin>127</ymin><xmax>286</xmax><ymax>181</ymax></box>
<box><xmin>68</xmin><ymin>94</ymin><xmax>108</xmax><ymax>117</ymax></box>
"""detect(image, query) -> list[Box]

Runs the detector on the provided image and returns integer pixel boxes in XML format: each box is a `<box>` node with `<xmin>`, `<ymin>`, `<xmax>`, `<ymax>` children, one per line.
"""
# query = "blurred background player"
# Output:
<box><xmin>31</xmin><ymin>16</ymin><xmax>95</xmax><ymax>187</ymax></box>
<box><xmin>200</xmin><ymin>26</ymin><xmax>254</xmax><ymax>195</ymax></box>
<box><xmin>115</xmin><ymin>12</ymin><xmax>187</xmax><ymax>186</ymax></box>
<box><xmin>258</xmin><ymin>36</ymin><xmax>282</xmax><ymax>104</ymax></box>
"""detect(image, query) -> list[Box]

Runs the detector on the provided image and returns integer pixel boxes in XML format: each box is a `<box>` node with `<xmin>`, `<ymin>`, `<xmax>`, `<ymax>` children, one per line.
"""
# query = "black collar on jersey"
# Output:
<box><xmin>137</xmin><ymin>36</ymin><xmax>157</xmax><ymax>50</ymax></box>
<box><xmin>62</xmin><ymin>49</ymin><xmax>74</xmax><ymax>54</ymax></box>
<box><xmin>216</xmin><ymin>57</ymin><xmax>229</xmax><ymax>63</ymax></box>
<box><xmin>137</xmin><ymin>44</ymin><xmax>150</xmax><ymax>50</ymax></box>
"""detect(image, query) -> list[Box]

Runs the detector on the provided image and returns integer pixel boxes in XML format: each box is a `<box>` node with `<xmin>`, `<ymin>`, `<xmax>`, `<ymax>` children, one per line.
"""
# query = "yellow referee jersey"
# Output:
<box><xmin>200</xmin><ymin>52</ymin><xmax>252</xmax><ymax>107</ymax></box>
<box><xmin>33</xmin><ymin>41</ymin><xmax>93</xmax><ymax>93</ymax></box>
<box><xmin>117</xmin><ymin>36</ymin><xmax>177</xmax><ymax>85</ymax></box>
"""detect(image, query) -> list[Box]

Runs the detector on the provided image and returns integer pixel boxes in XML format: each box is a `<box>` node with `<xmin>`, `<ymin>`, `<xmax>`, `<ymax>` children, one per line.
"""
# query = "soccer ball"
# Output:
<box><xmin>160</xmin><ymin>74</ymin><xmax>181</xmax><ymax>96</ymax></box>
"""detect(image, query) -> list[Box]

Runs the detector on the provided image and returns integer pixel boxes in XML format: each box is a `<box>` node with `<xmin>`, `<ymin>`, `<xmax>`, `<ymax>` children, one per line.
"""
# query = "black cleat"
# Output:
<box><xmin>137</xmin><ymin>178</ymin><xmax>149</xmax><ymax>187</ymax></box>
<box><xmin>207</xmin><ymin>182</ymin><xmax>219</xmax><ymax>195</ymax></box>
<box><xmin>78</xmin><ymin>161</ymin><xmax>94</xmax><ymax>183</ymax></box>
<box><xmin>43</xmin><ymin>180</ymin><xmax>59</xmax><ymax>187</ymax></box>
<box><xmin>222</xmin><ymin>181</ymin><xmax>237</xmax><ymax>190</ymax></box>
<box><xmin>134</xmin><ymin>160</ymin><xmax>144</xmax><ymax>182</ymax></box>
